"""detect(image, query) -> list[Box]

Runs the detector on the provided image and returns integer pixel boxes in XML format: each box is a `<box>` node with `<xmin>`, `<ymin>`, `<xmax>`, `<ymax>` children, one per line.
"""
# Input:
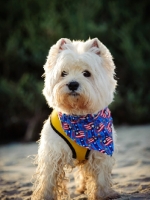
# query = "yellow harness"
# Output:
<box><xmin>50</xmin><ymin>110</ymin><xmax>90</xmax><ymax>161</ymax></box>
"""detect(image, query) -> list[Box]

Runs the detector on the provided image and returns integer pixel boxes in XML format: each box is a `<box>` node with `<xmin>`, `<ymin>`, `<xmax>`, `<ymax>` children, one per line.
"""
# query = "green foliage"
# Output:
<box><xmin>0</xmin><ymin>0</ymin><xmax>150</xmax><ymax>140</ymax></box>
<box><xmin>0</xmin><ymin>75</ymin><xmax>44</xmax><ymax>116</ymax></box>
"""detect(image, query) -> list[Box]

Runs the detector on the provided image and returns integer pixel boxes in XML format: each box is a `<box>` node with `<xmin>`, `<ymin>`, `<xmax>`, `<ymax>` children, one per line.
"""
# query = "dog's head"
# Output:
<box><xmin>43</xmin><ymin>38</ymin><xmax>117</xmax><ymax>115</ymax></box>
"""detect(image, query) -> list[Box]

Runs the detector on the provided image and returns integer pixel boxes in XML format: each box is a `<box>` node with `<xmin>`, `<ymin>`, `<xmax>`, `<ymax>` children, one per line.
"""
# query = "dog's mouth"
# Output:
<box><xmin>69</xmin><ymin>92</ymin><xmax>80</xmax><ymax>97</ymax></box>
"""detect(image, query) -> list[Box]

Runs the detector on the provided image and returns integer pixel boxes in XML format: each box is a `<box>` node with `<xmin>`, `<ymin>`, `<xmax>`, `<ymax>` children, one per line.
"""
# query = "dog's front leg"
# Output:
<box><xmin>95</xmin><ymin>156</ymin><xmax>120</xmax><ymax>199</ymax></box>
<box><xmin>32</xmin><ymin>146</ymin><xmax>59</xmax><ymax>200</ymax></box>
<box><xmin>85</xmin><ymin>152</ymin><xmax>120</xmax><ymax>200</ymax></box>
<box><xmin>32</xmin><ymin>145</ymin><xmax>71</xmax><ymax>200</ymax></box>
<box><xmin>32</xmin><ymin>121</ymin><xmax>72</xmax><ymax>200</ymax></box>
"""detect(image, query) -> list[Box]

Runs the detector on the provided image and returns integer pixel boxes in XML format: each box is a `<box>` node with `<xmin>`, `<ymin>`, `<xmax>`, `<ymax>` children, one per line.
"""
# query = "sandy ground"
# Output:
<box><xmin>0</xmin><ymin>125</ymin><xmax>150</xmax><ymax>200</ymax></box>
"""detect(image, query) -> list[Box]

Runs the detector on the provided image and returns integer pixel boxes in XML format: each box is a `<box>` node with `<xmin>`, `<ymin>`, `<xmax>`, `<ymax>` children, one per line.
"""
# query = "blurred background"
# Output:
<box><xmin>0</xmin><ymin>0</ymin><xmax>150</xmax><ymax>143</ymax></box>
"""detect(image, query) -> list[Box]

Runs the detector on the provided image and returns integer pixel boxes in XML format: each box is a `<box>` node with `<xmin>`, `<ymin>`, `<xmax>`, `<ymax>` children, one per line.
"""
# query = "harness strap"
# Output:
<box><xmin>50</xmin><ymin>110</ymin><xmax>90</xmax><ymax>161</ymax></box>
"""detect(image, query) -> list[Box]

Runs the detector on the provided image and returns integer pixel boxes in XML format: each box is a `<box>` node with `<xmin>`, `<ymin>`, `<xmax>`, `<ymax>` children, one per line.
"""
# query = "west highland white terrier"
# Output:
<box><xmin>32</xmin><ymin>38</ymin><xmax>120</xmax><ymax>200</ymax></box>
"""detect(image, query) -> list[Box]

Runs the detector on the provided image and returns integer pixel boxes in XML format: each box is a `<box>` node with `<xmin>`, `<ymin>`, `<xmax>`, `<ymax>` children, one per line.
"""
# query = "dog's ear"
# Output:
<box><xmin>59</xmin><ymin>39</ymin><xmax>67</xmax><ymax>50</ymax></box>
<box><xmin>90</xmin><ymin>38</ymin><xmax>101</xmax><ymax>56</ymax></box>
<box><xmin>57</xmin><ymin>38</ymin><xmax>71</xmax><ymax>51</ymax></box>
<box><xmin>43</xmin><ymin>38</ymin><xmax>72</xmax><ymax>71</ymax></box>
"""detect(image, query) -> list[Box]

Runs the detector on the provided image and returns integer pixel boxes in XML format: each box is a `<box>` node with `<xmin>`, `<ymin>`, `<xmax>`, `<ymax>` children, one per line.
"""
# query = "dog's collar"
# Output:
<box><xmin>58</xmin><ymin>108</ymin><xmax>114</xmax><ymax>156</ymax></box>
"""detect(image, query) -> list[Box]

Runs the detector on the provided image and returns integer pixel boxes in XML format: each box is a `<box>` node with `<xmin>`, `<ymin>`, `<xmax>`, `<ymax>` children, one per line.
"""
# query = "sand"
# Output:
<box><xmin>0</xmin><ymin>125</ymin><xmax>150</xmax><ymax>200</ymax></box>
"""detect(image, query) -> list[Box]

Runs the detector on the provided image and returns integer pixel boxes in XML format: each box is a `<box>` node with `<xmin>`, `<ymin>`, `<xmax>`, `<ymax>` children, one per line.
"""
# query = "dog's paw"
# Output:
<box><xmin>75</xmin><ymin>188</ymin><xmax>85</xmax><ymax>194</ymax></box>
<box><xmin>31</xmin><ymin>195</ymin><xmax>55</xmax><ymax>200</ymax></box>
<box><xmin>95</xmin><ymin>190</ymin><xmax>120</xmax><ymax>200</ymax></box>
<box><xmin>104</xmin><ymin>190</ymin><xmax>121</xmax><ymax>200</ymax></box>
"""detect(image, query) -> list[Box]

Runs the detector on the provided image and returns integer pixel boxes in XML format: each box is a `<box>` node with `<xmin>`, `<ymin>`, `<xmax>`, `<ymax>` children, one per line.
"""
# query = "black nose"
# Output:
<box><xmin>68</xmin><ymin>81</ymin><xmax>79</xmax><ymax>91</ymax></box>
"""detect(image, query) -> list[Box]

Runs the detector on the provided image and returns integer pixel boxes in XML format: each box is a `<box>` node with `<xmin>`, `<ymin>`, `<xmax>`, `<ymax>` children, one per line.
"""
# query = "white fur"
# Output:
<box><xmin>32</xmin><ymin>38</ymin><xmax>120</xmax><ymax>200</ymax></box>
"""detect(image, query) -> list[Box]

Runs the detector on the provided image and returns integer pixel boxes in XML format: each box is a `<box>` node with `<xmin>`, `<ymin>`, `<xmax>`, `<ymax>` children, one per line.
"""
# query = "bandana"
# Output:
<box><xmin>58</xmin><ymin>107</ymin><xmax>114</xmax><ymax>156</ymax></box>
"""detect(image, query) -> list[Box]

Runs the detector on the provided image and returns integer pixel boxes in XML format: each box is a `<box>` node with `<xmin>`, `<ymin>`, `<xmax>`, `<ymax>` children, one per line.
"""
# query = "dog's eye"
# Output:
<box><xmin>61</xmin><ymin>71</ymin><xmax>68</xmax><ymax>77</ymax></box>
<box><xmin>83</xmin><ymin>70</ymin><xmax>91</xmax><ymax>77</ymax></box>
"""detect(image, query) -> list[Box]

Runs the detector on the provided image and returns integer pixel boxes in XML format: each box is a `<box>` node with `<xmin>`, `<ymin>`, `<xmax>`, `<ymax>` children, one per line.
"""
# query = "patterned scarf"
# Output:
<box><xmin>58</xmin><ymin>107</ymin><xmax>114</xmax><ymax>156</ymax></box>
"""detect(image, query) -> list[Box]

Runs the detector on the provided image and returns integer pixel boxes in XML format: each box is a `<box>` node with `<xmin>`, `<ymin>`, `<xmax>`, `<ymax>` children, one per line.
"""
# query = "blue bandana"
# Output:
<box><xmin>58</xmin><ymin>108</ymin><xmax>114</xmax><ymax>156</ymax></box>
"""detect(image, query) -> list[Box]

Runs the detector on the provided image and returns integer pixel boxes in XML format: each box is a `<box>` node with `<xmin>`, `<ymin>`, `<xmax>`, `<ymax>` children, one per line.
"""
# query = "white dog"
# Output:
<box><xmin>32</xmin><ymin>38</ymin><xmax>120</xmax><ymax>200</ymax></box>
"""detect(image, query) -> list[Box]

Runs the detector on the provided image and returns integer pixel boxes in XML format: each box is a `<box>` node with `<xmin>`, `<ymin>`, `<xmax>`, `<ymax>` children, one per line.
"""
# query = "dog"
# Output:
<box><xmin>32</xmin><ymin>38</ymin><xmax>120</xmax><ymax>200</ymax></box>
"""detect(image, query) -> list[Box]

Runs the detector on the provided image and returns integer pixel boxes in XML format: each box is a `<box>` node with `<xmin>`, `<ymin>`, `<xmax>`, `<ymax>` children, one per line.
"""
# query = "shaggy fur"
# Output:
<box><xmin>32</xmin><ymin>38</ymin><xmax>120</xmax><ymax>200</ymax></box>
